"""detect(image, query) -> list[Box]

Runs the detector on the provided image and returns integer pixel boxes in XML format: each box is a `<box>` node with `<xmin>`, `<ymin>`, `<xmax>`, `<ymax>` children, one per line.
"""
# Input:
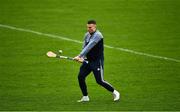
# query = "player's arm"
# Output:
<box><xmin>73</xmin><ymin>33</ymin><xmax>88</xmax><ymax>63</ymax></box>
<box><xmin>74</xmin><ymin>33</ymin><xmax>102</xmax><ymax>62</ymax></box>
<box><xmin>79</xmin><ymin>40</ymin><xmax>100</xmax><ymax>57</ymax></box>
<box><xmin>82</xmin><ymin>33</ymin><xmax>88</xmax><ymax>49</ymax></box>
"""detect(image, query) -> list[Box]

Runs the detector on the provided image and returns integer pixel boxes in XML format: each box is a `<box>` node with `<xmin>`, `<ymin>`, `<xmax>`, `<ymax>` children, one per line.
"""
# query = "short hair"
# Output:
<box><xmin>87</xmin><ymin>20</ymin><xmax>96</xmax><ymax>24</ymax></box>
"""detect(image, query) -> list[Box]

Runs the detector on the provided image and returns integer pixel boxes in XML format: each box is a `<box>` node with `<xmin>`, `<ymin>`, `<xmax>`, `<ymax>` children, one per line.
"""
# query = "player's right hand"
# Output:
<box><xmin>73</xmin><ymin>56</ymin><xmax>84</xmax><ymax>63</ymax></box>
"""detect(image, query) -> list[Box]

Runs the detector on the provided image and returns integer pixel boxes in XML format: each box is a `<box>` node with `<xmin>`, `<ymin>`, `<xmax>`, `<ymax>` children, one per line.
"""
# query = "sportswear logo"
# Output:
<box><xmin>97</xmin><ymin>68</ymin><xmax>100</xmax><ymax>71</ymax></box>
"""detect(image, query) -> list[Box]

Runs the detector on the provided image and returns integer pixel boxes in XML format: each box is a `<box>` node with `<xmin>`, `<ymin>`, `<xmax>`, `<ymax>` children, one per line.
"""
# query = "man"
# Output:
<box><xmin>74</xmin><ymin>20</ymin><xmax>120</xmax><ymax>102</ymax></box>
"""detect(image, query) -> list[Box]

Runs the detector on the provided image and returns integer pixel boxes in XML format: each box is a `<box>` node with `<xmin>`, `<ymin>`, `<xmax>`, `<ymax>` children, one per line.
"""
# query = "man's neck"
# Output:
<box><xmin>90</xmin><ymin>30</ymin><xmax>96</xmax><ymax>35</ymax></box>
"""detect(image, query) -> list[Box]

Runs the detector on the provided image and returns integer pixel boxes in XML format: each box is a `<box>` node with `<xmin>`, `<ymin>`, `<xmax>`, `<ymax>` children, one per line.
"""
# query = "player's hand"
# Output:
<box><xmin>73</xmin><ymin>56</ymin><xmax>84</xmax><ymax>63</ymax></box>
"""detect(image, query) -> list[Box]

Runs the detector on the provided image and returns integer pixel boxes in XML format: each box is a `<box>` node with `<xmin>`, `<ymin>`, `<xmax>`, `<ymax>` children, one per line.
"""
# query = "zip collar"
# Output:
<box><xmin>89</xmin><ymin>30</ymin><xmax>97</xmax><ymax>35</ymax></box>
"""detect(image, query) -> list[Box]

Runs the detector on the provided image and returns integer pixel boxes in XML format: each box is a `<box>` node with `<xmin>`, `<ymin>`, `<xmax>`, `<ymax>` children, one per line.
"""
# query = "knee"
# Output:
<box><xmin>78</xmin><ymin>74</ymin><xmax>85</xmax><ymax>81</ymax></box>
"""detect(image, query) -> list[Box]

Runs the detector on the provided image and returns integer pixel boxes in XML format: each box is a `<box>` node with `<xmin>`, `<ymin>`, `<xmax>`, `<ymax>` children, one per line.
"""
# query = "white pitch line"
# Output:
<box><xmin>0</xmin><ymin>24</ymin><xmax>180</xmax><ymax>63</ymax></box>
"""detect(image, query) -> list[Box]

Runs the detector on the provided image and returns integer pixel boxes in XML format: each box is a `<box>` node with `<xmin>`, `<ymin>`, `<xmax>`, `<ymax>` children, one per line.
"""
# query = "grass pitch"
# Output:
<box><xmin>0</xmin><ymin>0</ymin><xmax>180</xmax><ymax>111</ymax></box>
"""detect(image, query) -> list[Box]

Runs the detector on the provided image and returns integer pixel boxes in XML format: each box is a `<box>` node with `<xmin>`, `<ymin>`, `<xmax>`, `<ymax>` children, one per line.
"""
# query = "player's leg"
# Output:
<box><xmin>92</xmin><ymin>60</ymin><xmax>114</xmax><ymax>92</ymax></box>
<box><xmin>92</xmin><ymin>60</ymin><xmax>120</xmax><ymax>101</ymax></box>
<box><xmin>77</xmin><ymin>62</ymin><xmax>91</xmax><ymax>102</ymax></box>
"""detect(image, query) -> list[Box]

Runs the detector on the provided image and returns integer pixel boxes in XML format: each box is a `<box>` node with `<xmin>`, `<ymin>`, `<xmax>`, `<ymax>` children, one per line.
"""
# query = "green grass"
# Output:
<box><xmin>0</xmin><ymin>0</ymin><xmax>180</xmax><ymax>111</ymax></box>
